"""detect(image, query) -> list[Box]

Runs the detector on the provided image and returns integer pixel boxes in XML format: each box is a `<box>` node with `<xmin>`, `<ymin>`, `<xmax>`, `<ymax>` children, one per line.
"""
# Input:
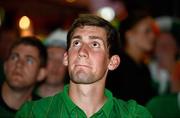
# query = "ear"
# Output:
<box><xmin>37</xmin><ymin>68</ymin><xmax>47</xmax><ymax>82</ymax></box>
<box><xmin>108</xmin><ymin>55</ymin><xmax>120</xmax><ymax>71</ymax></box>
<box><xmin>63</xmin><ymin>52</ymin><xmax>68</xmax><ymax>66</ymax></box>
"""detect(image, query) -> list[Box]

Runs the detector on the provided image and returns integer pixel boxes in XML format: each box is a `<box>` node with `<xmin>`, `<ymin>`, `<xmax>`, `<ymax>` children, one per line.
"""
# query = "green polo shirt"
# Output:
<box><xmin>16</xmin><ymin>85</ymin><xmax>152</xmax><ymax>118</ymax></box>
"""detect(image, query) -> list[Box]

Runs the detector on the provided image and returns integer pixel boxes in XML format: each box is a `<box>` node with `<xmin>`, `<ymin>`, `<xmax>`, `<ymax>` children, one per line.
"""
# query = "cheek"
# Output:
<box><xmin>5</xmin><ymin>63</ymin><xmax>15</xmax><ymax>73</ymax></box>
<box><xmin>67</xmin><ymin>56</ymin><xmax>75</xmax><ymax>72</ymax></box>
<box><xmin>26</xmin><ymin>65</ymin><xmax>39</xmax><ymax>75</ymax></box>
<box><xmin>137</xmin><ymin>35</ymin><xmax>150</xmax><ymax>47</ymax></box>
<box><xmin>93</xmin><ymin>55</ymin><xmax>109</xmax><ymax>69</ymax></box>
<box><xmin>137</xmin><ymin>34</ymin><xmax>147</xmax><ymax>42</ymax></box>
<box><xmin>68</xmin><ymin>51</ymin><xmax>77</xmax><ymax>62</ymax></box>
<box><xmin>4</xmin><ymin>67</ymin><xmax>11</xmax><ymax>77</ymax></box>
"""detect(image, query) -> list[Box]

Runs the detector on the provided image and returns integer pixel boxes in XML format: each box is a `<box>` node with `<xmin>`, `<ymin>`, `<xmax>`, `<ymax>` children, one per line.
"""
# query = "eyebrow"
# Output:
<box><xmin>26</xmin><ymin>55</ymin><xmax>37</xmax><ymax>60</ymax></box>
<box><xmin>89</xmin><ymin>36</ymin><xmax>104</xmax><ymax>41</ymax></box>
<box><xmin>71</xmin><ymin>35</ymin><xmax>81</xmax><ymax>40</ymax></box>
<box><xmin>72</xmin><ymin>35</ymin><xmax>104</xmax><ymax>41</ymax></box>
<box><xmin>71</xmin><ymin>35</ymin><xmax>107</xmax><ymax>48</ymax></box>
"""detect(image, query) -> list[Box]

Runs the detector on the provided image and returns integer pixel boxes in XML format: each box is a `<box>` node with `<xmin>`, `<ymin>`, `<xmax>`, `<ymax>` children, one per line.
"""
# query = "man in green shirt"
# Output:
<box><xmin>16</xmin><ymin>14</ymin><xmax>152</xmax><ymax>118</ymax></box>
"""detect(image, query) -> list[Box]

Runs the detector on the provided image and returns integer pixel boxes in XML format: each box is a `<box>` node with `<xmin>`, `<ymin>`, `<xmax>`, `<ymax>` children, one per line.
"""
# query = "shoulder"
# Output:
<box><xmin>15</xmin><ymin>92</ymin><xmax>64</xmax><ymax>117</ymax></box>
<box><xmin>113</xmin><ymin>98</ymin><xmax>152</xmax><ymax>117</ymax></box>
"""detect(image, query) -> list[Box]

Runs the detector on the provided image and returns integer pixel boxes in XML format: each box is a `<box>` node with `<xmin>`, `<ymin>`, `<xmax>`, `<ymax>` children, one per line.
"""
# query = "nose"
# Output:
<box><xmin>16</xmin><ymin>59</ymin><xmax>24</xmax><ymax>68</ymax></box>
<box><xmin>78</xmin><ymin>44</ymin><xmax>89</xmax><ymax>58</ymax></box>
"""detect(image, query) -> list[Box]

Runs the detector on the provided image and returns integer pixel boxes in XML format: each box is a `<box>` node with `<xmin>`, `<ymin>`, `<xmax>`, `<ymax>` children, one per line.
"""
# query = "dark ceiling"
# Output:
<box><xmin>124</xmin><ymin>0</ymin><xmax>180</xmax><ymax>17</ymax></box>
<box><xmin>0</xmin><ymin>0</ymin><xmax>90</xmax><ymax>34</ymax></box>
<box><xmin>0</xmin><ymin>0</ymin><xmax>179</xmax><ymax>34</ymax></box>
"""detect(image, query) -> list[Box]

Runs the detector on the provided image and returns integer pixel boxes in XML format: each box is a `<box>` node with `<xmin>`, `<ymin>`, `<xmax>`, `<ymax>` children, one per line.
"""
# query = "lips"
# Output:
<box><xmin>74</xmin><ymin>64</ymin><xmax>92</xmax><ymax>70</ymax></box>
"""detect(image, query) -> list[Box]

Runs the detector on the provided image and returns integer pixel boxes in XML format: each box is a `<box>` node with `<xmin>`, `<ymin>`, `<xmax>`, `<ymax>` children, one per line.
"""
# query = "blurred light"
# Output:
<box><xmin>19</xmin><ymin>16</ymin><xmax>31</xmax><ymax>30</ymax></box>
<box><xmin>66</xmin><ymin>0</ymin><xmax>76</xmax><ymax>3</ymax></box>
<box><xmin>21</xmin><ymin>30</ymin><xmax>33</xmax><ymax>37</ymax></box>
<box><xmin>97</xmin><ymin>6</ymin><xmax>115</xmax><ymax>22</ymax></box>
<box><xmin>18</xmin><ymin>16</ymin><xmax>33</xmax><ymax>37</ymax></box>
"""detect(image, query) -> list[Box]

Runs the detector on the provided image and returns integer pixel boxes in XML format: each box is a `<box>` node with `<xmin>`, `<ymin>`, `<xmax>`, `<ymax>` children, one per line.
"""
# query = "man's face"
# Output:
<box><xmin>46</xmin><ymin>47</ymin><xmax>66</xmax><ymax>85</ymax></box>
<box><xmin>4</xmin><ymin>44</ymin><xmax>41</xmax><ymax>90</ymax></box>
<box><xmin>64</xmin><ymin>26</ymin><xmax>112</xmax><ymax>84</ymax></box>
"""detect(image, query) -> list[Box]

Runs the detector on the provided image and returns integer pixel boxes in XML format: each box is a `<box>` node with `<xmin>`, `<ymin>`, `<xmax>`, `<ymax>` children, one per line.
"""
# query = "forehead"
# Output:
<box><xmin>12</xmin><ymin>44</ymin><xmax>40</xmax><ymax>58</ymax></box>
<box><xmin>72</xmin><ymin>26</ymin><xmax>107</xmax><ymax>39</ymax></box>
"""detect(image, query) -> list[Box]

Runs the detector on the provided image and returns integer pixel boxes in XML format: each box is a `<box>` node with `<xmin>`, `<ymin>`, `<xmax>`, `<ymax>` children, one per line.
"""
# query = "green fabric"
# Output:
<box><xmin>16</xmin><ymin>85</ymin><xmax>152</xmax><ymax>118</ymax></box>
<box><xmin>146</xmin><ymin>94</ymin><xmax>180</xmax><ymax>118</ymax></box>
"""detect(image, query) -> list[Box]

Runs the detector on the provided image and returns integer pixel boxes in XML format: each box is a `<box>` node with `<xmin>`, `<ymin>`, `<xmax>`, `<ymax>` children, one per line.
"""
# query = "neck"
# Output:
<box><xmin>69</xmin><ymin>81</ymin><xmax>107</xmax><ymax>117</ymax></box>
<box><xmin>2</xmin><ymin>82</ymin><xmax>33</xmax><ymax>110</ymax></box>
<box><xmin>38</xmin><ymin>83</ymin><xmax>64</xmax><ymax>97</ymax></box>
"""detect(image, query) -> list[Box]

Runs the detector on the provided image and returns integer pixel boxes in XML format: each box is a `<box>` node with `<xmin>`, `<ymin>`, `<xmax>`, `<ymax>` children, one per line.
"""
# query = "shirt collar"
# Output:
<box><xmin>101</xmin><ymin>88</ymin><xmax>114</xmax><ymax>117</ymax></box>
<box><xmin>62</xmin><ymin>85</ymin><xmax>77</xmax><ymax>113</ymax></box>
<box><xmin>62</xmin><ymin>84</ymin><xmax>114</xmax><ymax>117</ymax></box>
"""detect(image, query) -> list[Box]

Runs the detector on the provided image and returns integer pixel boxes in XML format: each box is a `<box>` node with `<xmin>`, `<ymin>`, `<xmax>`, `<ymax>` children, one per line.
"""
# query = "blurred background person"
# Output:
<box><xmin>34</xmin><ymin>29</ymin><xmax>68</xmax><ymax>98</ymax></box>
<box><xmin>0</xmin><ymin>36</ymin><xmax>47</xmax><ymax>117</ymax></box>
<box><xmin>148</xmin><ymin>30</ymin><xmax>179</xmax><ymax>95</ymax></box>
<box><xmin>106</xmin><ymin>8</ymin><xmax>157</xmax><ymax>105</ymax></box>
<box><xmin>145</xmin><ymin>16</ymin><xmax>180</xmax><ymax>118</ymax></box>
<box><xmin>146</xmin><ymin>67</ymin><xmax>180</xmax><ymax>118</ymax></box>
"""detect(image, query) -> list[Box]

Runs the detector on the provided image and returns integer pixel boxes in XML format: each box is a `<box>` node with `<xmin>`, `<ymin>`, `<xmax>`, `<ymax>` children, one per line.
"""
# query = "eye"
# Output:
<box><xmin>72</xmin><ymin>40</ymin><xmax>81</xmax><ymax>47</ymax></box>
<box><xmin>9</xmin><ymin>53</ymin><xmax>18</xmax><ymax>61</ymax></box>
<box><xmin>145</xmin><ymin>27</ymin><xmax>152</xmax><ymax>34</ymax></box>
<box><xmin>91</xmin><ymin>41</ymin><xmax>100</xmax><ymax>48</ymax></box>
<box><xmin>26</xmin><ymin>57</ymin><xmax>34</xmax><ymax>65</ymax></box>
